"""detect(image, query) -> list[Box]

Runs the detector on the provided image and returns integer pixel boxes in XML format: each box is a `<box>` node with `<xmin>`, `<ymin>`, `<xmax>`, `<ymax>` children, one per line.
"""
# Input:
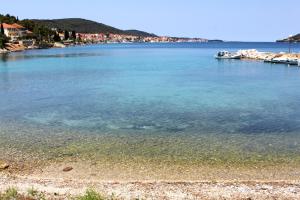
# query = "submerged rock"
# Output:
<box><xmin>63</xmin><ymin>167</ymin><xmax>73</xmax><ymax>172</ymax></box>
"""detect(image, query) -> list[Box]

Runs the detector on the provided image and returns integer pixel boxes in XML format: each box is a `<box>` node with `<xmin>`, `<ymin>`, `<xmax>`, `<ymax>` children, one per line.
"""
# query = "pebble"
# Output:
<box><xmin>63</xmin><ymin>167</ymin><xmax>73</xmax><ymax>172</ymax></box>
<box><xmin>0</xmin><ymin>163</ymin><xmax>9</xmax><ymax>170</ymax></box>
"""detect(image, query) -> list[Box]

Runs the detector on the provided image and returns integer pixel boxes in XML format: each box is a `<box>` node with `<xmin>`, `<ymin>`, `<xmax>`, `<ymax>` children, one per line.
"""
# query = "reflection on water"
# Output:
<box><xmin>0</xmin><ymin>52</ymin><xmax>105</xmax><ymax>62</ymax></box>
<box><xmin>0</xmin><ymin>53</ymin><xmax>9</xmax><ymax>63</ymax></box>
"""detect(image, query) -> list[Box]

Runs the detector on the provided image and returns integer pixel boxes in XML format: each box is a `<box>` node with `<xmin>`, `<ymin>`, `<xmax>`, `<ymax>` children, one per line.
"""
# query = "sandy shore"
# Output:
<box><xmin>1</xmin><ymin>173</ymin><xmax>300</xmax><ymax>199</ymax></box>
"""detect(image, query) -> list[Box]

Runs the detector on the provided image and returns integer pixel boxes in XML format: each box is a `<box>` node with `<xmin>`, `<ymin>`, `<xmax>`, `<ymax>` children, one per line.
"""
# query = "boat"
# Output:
<box><xmin>285</xmin><ymin>59</ymin><xmax>299</xmax><ymax>65</ymax></box>
<box><xmin>215</xmin><ymin>51</ymin><xmax>241</xmax><ymax>59</ymax></box>
<box><xmin>263</xmin><ymin>58</ymin><xmax>273</xmax><ymax>63</ymax></box>
<box><xmin>270</xmin><ymin>57</ymin><xmax>287</xmax><ymax>64</ymax></box>
<box><xmin>266</xmin><ymin>57</ymin><xmax>300</xmax><ymax>66</ymax></box>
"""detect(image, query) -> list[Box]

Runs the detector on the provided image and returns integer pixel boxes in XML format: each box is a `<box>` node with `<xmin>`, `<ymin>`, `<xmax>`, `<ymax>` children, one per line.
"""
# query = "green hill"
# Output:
<box><xmin>124</xmin><ymin>30</ymin><xmax>157</xmax><ymax>37</ymax></box>
<box><xmin>277</xmin><ymin>34</ymin><xmax>300</xmax><ymax>42</ymax></box>
<box><xmin>31</xmin><ymin>18</ymin><xmax>157</xmax><ymax>36</ymax></box>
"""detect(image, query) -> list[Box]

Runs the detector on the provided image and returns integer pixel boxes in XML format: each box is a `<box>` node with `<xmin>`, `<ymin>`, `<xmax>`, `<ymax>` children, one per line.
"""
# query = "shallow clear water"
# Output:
<box><xmin>1</xmin><ymin>42</ymin><xmax>300</xmax><ymax>166</ymax></box>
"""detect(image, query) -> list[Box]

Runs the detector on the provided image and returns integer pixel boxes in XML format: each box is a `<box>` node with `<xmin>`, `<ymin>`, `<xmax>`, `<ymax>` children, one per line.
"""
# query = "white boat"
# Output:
<box><xmin>269</xmin><ymin>57</ymin><xmax>299</xmax><ymax>65</ymax></box>
<box><xmin>286</xmin><ymin>59</ymin><xmax>299</xmax><ymax>65</ymax></box>
<box><xmin>215</xmin><ymin>51</ymin><xmax>241</xmax><ymax>59</ymax></box>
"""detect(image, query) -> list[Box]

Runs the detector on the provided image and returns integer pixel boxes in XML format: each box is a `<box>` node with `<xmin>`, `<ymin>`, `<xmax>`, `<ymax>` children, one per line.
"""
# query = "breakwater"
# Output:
<box><xmin>216</xmin><ymin>49</ymin><xmax>300</xmax><ymax>66</ymax></box>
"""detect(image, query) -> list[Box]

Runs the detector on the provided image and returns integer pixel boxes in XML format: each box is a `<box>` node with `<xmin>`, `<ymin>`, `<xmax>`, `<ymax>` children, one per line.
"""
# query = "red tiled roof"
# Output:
<box><xmin>2</xmin><ymin>23</ymin><xmax>25</xmax><ymax>29</ymax></box>
<box><xmin>2</xmin><ymin>23</ymin><xmax>15</xmax><ymax>29</ymax></box>
<box><xmin>12</xmin><ymin>23</ymin><xmax>25</xmax><ymax>29</ymax></box>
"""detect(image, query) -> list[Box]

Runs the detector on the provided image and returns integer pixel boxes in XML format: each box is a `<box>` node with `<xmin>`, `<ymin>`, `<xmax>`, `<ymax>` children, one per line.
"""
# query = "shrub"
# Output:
<box><xmin>27</xmin><ymin>187</ymin><xmax>46</xmax><ymax>200</ymax></box>
<box><xmin>77</xmin><ymin>189</ymin><xmax>105</xmax><ymax>200</ymax></box>
<box><xmin>1</xmin><ymin>187</ymin><xmax>18</xmax><ymax>200</ymax></box>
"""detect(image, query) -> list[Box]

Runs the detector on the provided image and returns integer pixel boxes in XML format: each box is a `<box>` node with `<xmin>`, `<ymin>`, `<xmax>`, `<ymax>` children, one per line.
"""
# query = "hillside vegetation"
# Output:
<box><xmin>277</xmin><ymin>34</ymin><xmax>300</xmax><ymax>42</ymax></box>
<box><xmin>124</xmin><ymin>29</ymin><xmax>157</xmax><ymax>37</ymax></box>
<box><xmin>1</xmin><ymin>14</ymin><xmax>157</xmax><ymax>39</ymax></box>
<box><xmin>32</xmin><ymin>18</ymin><xmax>123</xmax><ymax>34</ymax></box>
<box><xmin>32</xmin><ymin>18</ymin><xmax>157</xmax><ymax>37</ymax></box>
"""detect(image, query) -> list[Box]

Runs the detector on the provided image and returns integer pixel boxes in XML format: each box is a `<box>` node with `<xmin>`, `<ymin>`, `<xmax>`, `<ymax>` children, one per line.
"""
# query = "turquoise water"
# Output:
<box><xmin>1</xmin><ymin>42</ymin><xmax>300</xmax><ymax>167</ymax></box>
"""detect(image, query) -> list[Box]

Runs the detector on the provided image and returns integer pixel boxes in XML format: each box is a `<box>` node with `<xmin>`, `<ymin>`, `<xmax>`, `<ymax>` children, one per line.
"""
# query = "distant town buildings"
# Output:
<box><xmin>0</xmin><ymin>21</ymin><xmax>208</xmax><ymax>52</ymax></box>
<box><xmin>76</xmin><ymin>33</ymin><xmax>208</xmax><ymax>43</ymax></box>
<box><xmin>1</xmin><ymin>22</ymin><xmax>207</xmax><ymax>45</ymax></box>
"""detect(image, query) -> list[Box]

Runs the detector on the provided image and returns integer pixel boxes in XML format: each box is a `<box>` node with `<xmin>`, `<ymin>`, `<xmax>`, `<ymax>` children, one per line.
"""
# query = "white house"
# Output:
<box><xmin>2</xmin><ymin>23</ymin><xmax>31</xmax><ymax>41</ymax></box>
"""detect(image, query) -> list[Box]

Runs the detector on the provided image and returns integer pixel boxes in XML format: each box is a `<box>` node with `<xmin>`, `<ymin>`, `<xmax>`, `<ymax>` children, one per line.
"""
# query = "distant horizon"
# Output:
<box><xmin>0</xmin><ymin>0</ymin><xmax>299</xmax><ymax>42</ymax></box>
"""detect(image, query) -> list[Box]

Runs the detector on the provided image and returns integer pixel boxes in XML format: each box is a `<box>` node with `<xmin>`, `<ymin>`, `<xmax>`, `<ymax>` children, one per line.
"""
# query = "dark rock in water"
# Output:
<box><xmin>165</xmin><ymin>127</ymin><xmax>186</xmax><ymax>132</ymax></box>
<box><xmin>238</xmin><ymin>119</ymin><xmax>300</xmax><ymax>134</ymax></box>
<box><xmin>63</xmin><ymin>167</ymin><xmax>73</xmax><ymax>172</ymax></box>
<box><xmin>0</xmin><ymin>163</ymin><xmax>9</xmax><ymax>170</ymax></box>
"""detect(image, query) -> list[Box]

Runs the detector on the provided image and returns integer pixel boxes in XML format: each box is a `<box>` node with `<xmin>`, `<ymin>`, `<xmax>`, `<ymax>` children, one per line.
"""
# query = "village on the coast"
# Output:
<box><xmin>0</xmin><ymin>21</ymin><xmax>207</xmax><ymax>53</ymax></box>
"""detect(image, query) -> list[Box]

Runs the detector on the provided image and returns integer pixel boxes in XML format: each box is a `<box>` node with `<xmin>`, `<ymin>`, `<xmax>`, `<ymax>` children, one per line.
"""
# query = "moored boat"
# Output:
<box><xmin>215</xmin><ymin>51</ymin><xmax>241</xmax><ymax>59</ymax></box>
<box><xmin>265</xmin><ymin>57</ymin><xmax>300</xmax><ymax>66</ymax></box>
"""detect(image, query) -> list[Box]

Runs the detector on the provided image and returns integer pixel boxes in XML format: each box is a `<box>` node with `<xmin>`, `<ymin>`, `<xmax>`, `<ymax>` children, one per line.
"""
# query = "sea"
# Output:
<box><xmin>1</xmin><ymin>42</ymin><xmax>300</xmax><ymax>170</ymax></box>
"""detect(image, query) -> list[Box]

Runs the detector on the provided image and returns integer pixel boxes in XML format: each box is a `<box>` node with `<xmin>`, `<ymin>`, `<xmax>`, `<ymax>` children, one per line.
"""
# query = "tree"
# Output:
<box><xmin>19</xmin><ymin>19</ymin><xmax>36</xmax><ymax>31</ymax></box>
<box><xmin>0</xmin><ymin>22</ymin><xmax>7</xmax><ymax>49</ymax></box>
<box><xmin>0</xmin><ymin>34</ymin><xmax>8</xmax><ymax>49</ymax></box>
<box><xmin>71</xmin><ymin>30</ymin><xmax>76</xmax><ymax>40</ymax></box>
<box><xmin>64</xmin><ymin>30</ymin><xmax>69</xmax><ymax>40</ymax></box>
<box><xmin>33</xmin><ymin>25</ymin><xmax>52</xmax><ymax>42</ymax></box>
<box><xmin>53</xmin><ymin>33</ymin><xmax>61</xmax><ymax>42</ymax></box>
<box><xmin>1</xmin><ymin>23</ymin><xmax>4</xmax><ymax>35</ymax></box>
<box><xmin>0</xmin><ymin>14</ymin><xmax>17</xmax><ymax>24</ymax></box>
<box><xmin>77</xmin><ymin>34</ymin><xmax>82</xmax><ymax>42</ymax></box>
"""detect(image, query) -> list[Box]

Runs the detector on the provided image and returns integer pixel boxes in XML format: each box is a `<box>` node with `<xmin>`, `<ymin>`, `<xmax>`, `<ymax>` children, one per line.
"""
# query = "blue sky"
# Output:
<box><xmin>1</xmin><ymin>0</ymin><xmax>299</xmax><ymax>41</ymax></box>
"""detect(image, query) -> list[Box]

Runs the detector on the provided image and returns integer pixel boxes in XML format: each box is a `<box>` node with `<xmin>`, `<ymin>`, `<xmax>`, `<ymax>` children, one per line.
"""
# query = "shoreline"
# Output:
<box><xmin>1</xmin><ymin>173</ymin><xmax>300</xmax><ymax>199</ymax></box>
<box><xmin>0</xmin><ymin>40</ymin><xmax>212</xmax><ymax>54</ymax></box>
<box><xmin>2</xmin><ymin>153</ymin><xmax>300</xmax><ymax>199</ymax></box>
<box><xmin>1</xmin><ymin>121</ymin><xmax>300</xmax><ymax>192</ymax></box>
<box><xmin>2</xmin><ymin>157</ymin><xmax>300</xmax><ymax>183</ymax></box>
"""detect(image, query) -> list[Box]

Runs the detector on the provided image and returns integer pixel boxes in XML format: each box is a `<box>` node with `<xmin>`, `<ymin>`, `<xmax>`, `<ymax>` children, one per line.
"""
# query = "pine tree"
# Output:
<box><xmin>71</xmin><ymin>31</ymin><xmax>76</xmax><ymax>40</ymax></box>
<box><xmin>1</xmin><ymin>23</ymin><xmax>4</xmax><ymax>35</ymax></box>
<box><xmin>64</xmin><ymin>30</ymin><xmax>69</xmax><ymax>40</ymax></box>
<box><xmin>53</xmin><ymin>33</ymin><xmax>61</xmax><ymax>42</ymax></box>
<box><xmin>0</xmin><ymin>23</ymin><xmax>7</xmax><ymax>49</ymax></box>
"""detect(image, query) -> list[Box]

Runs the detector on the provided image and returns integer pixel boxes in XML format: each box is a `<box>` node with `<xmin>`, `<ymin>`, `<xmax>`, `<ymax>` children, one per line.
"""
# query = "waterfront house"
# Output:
<box><xmin>3</xmin><ymin>23</ymin><xmax>30</xmax><ymax>41</ymax></box>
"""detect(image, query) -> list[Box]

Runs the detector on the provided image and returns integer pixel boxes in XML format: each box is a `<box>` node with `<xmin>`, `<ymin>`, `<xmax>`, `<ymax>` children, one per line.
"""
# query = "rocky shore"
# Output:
<box><xmin>0</xmin><ymin>48</ymin><xmax>9</xmax><ymax>54</ymax></box>
<box><xmin>0</xmin><ymin>43</ymin><xmax>41</xmax><ymax>54</ymax></box>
